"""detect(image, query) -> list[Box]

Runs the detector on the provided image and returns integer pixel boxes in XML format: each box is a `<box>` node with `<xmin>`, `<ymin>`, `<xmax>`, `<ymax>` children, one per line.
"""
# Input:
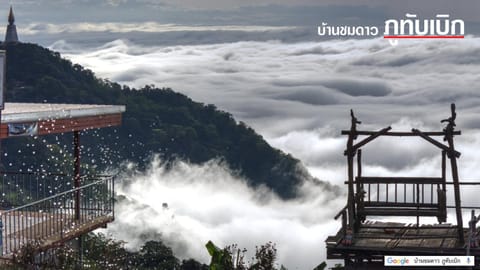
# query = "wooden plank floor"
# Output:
<box><xmin>326</xmin><ymin>220</ymin><xmax>478</xmax><ymax>259</ymax></box>
<box><xmin>0</xmin><ymin>210</ymin><xmax>113</xmax><ymax>257</ymax></box>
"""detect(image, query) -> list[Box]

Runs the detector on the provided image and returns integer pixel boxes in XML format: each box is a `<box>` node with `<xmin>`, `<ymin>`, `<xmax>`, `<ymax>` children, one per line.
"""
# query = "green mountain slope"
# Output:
<box><xmin>1</xmin><ymin>42</ymin><xmax>319</xmax><ymax>199</ymax></box>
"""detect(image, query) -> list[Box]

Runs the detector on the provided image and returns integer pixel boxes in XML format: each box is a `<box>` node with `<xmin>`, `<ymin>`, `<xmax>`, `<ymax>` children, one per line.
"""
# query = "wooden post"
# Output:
<box><xmin>447</xmin><ymin>136</ymin><xmax>464</xmax><ymax>244</ymax></box>
<box><xmin>347</xmin><ymin>138</ymin><xmax>355</xmax><ymax>230</ymax></box>
<box><xmin>442</xmin><ymin>103</ymin><xmax>464</xmax><ymax>244</ymax></box>
<box><xmin>356</xmin><ymin>149</ymin><xmax>362</xmax><ymax>200</ymax></box>
<box><xmin>356</xmin><ymin>150</ymin><xmax>364</xmax><ymax>224</ymax></box>
<box><xmin>467</xmin><ymin>210</ymin><xmax>474</xmax><ymax>256</ymax></box>
<box><xmin>346</xmin><ymin>110</ymin><xmax>360</xmax><ymax>231</ymax></box>
<box><xmin>442</xmin><ymin>151</ymin><xmax>446</xmax><ymax>191</ymax></box>
<box><xmin>436</xmin><ymin>151</ymin><xmax>448</xmax><ymax>224</ymax></box>
<box><xmin>416</xmin><ymin>183</ymin><xmax>420</xmax><ymax>228</ymax></box>
<box><xmin>73</xmin><ymin>131</ymin><xmax>83</xmax><ymax>269</ymax></box>
<box><xmin>357</xmin><ymin>149</ymin><xmax>362</xmax><ymax>178</ymax></box>
<box><xmin>0</xmin><ymin>51</ymin><xmax>5</xmax><ymax>258</ymax></box>
<box><xmin>0</xmin><ymin>51</ymin><xmax>5</xmax><ymax>185</ymax></box>
<box><xmin>356</xmin><ymin>149</ymin><xmax>362</xmax><ymax>203</ymax></box>
<box><xmin>0</xmin><ymin>110</ymin><xmax>2</xmax><ymax>165</ymax></box>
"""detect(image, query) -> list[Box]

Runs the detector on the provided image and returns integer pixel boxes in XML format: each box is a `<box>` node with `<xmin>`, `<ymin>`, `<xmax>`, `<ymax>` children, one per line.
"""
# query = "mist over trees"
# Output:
<box><xmin>0</xmin><ymin>42</ymin><xmax>320</xmax><ymax>199</ymax></box>
<box><xmin>0</xmin><ymin>42</ymin><xmax>336</xmax><ymax>269</ymax></box>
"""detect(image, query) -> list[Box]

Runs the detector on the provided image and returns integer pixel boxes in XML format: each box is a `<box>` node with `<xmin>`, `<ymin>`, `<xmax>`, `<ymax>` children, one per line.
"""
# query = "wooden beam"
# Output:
<box><xmin>347</xmin><ymin>180</ymin><xmax>480</xmax><ymax>185</ymax></box>
<box><xmin>446</xmin><ymin>182</ymin><xmax>480</xmax><ymax>185</ymax></box>
<box><xmin>344</xmin><ymin>126</ymin><xmax>391</xmax><ymax>155</ymax></box>
<box><xmin>39</xmin><ymin>113</ymin><xmax>122</xmax><ymax>135</ymax></box>
<box><xmin>356</xmin><ymin>177</ymin><xmax>444</xmax><ymax>184</ymax></box>
<box><xmin>359</xmin><ymin>208</ymin><xmax>439</xmax><ymax>216</ymax></box>
<box><xmin>341</xmin><ymin>130</ymin><xmax>461</xmax><ymax>136</ymax></box>
<box><xmin>364</xmin><ymin>202</ymin><xmax>439</xmax><ymax>208</ymax></box>
<box><xmin>359</xmin><ymin>225</ymin><xmax>457</xmax><ymax>229</ymax></box>
<box><xmin>334</xmin><ymin>204</ymin><xmax>348</xmax><ymax>220</ymax></box>
<box><xmin>412</xmin><ymin>129</ymin><xmax>461</xmax><ymax>158</ymax></box>
<box><xmin>1</xmin><ymin>113</ymin><xmax>122</xmax><ymax>139</ymax></box>
<box><xmin>354</xmin><ymin>234</ymin><xmax>460</xmax><ymax>240</ymax></box>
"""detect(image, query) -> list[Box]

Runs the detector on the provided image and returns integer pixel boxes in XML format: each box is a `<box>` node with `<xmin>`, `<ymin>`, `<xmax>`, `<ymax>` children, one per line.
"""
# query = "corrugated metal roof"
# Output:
<box><xmin>1</xmin><ymin>103</ymin><xmax>126</xmax><ymax>123</ymax></box>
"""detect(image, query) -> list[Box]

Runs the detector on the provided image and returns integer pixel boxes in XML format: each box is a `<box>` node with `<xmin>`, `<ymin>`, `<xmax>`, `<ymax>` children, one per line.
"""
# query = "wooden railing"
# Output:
<box><xmin>356</xmin><ymin>176</ymin><xmax>446</xmax><ymax>220</ymax></box>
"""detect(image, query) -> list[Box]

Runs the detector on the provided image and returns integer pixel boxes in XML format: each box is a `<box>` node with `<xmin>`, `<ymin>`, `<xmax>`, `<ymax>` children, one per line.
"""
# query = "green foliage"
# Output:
<box><xmin>0</xmin><ymin>42</ymin><xmax>306</xmax><ymax>199</ymax></box>
<box><xmin>250</xmin><ymin>242</ymin><xmax>277</xmax><ymax>270</ymax></box>
<box><xmin>10</xmin><ymin>233</ymin><xmax>208</xmax><ymax>269</ymax></box>
<box><xmin>206</xmin><ymin>241</ymin><xmax>277</xmax><ymax>270</ymax></box>
<box><xmin>205</xmin><ymin>242</ymin><xmax>330</xmax><ymax>270</ymax></box>
<box><xmin>181</xmin><ymin>259</ymin><xmax>209</xmax><ymax>270</ymax></box>
<box><xmin>10</xmin><ymin>236</ymin><xmax>331</xmax><ymax>270</ymax></box>
<box><xmin>138</xmin><ymin>240</ymin><xmax>180</xmax><ymax>269</ymax></box>
<box><xmin>312</xmin><ymin>262</ymin><xmax>327</xmax><ymax>270</ymax></box>
<box><xmin>82</xmin><ymin>233</ymin><xmax>134</xmax><ymax>269</ymax></box>
<box><xmin>206</xmin><ymin>241</ymin><xmax>235</xmax><ymax>270</ymax></box>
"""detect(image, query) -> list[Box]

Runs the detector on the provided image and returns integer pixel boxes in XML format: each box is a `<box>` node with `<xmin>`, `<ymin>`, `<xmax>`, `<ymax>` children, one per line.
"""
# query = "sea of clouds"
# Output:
<box><xmin>23</xmin><ymin>27</ymin><xmax>480</xmax><ymax>268</ymax></box>
<box><xmin>51</xmin><ymin>35</ymin><xmax>480</xmax><ymax>180</ymax></box>
<box><xmin>107</xmin><ymin>158</ymin><xmax>343</xmax><ymax>269</ymax></box>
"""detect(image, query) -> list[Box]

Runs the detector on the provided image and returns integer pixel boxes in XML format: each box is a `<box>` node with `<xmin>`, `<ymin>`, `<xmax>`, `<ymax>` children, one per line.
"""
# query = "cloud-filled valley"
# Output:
<box><xmin>55</xmin><ymin>36</ymin><xmax>480</xmax><ymax>137</ymax></box>
<box><xmin>107</xmin><ymin>158</ymin><xmax>343</xmax><ymax>269</ymax></box>
<box><xmin>44</xmin><ymin>33</ymin><xmax>480</xmax><ymax>268</ymax></box>
<box><xmin>2</xmin><ymin>0</ymin><xmax>480</xmax><ymax>267</ymax></box>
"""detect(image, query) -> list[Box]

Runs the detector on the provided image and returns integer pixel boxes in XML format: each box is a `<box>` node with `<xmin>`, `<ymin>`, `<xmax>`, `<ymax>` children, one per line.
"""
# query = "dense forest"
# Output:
<box><xmin>0</xmin><ymin>42</ymin><xmax>325</xmax><ymax>199</ymax></box>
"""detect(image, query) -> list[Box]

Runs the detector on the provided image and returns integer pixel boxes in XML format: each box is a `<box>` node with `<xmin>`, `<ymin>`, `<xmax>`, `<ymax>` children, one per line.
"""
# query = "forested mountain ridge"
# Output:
<box><xmin>0</xmin><ymin>42</ymin><xmax>326</xmax><ymax>199</ymax></box>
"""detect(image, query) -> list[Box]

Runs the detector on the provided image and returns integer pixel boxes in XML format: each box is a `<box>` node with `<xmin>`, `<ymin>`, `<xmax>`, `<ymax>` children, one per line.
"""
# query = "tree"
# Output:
<box><xmin>206</xmin><ymin>241</ymin><xmax>277</xmax><ymax>270</ymax></box>
<box><xmin>250</xmin><ymin>242</ymin><xmax>277</xmax><ymax>270</ymax></box>
<box><xmin>137</xmin><ymin>240</ymin><xmax>180</xmax><ymax>269</ymax></box>
<box><xmin>182</xmin><ymin>259</ymin><xmax>209</xmax><ymax>270</ymax></box>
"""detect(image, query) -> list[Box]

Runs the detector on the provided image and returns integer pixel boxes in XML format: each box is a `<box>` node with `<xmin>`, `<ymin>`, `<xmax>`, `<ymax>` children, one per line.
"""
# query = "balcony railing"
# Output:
<box><xmin>0</xmin><ymin>173</ymin><xmax>115</xmax><ymax>257</ymax></box>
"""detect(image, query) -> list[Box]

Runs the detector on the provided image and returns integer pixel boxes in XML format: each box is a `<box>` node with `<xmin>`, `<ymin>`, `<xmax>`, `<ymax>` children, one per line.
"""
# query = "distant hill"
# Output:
<box><xmin>0</xmin><ymin>42</ymin><xmax>325</xmax><ymax>199</ymax></box>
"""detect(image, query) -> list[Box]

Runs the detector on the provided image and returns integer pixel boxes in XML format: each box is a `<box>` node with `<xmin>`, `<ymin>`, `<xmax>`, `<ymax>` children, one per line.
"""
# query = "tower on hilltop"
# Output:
<box><xmin>5</xmin><ymin>6</ymin><xmax>18</xmax><ymax>43</ymax></box>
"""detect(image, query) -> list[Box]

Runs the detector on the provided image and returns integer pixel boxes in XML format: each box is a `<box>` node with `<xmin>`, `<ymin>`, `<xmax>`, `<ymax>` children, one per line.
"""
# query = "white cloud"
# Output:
<box><xmin>107</xmin><ymin>158</ymin><xmax>343</xmax><ymax>269</ymax></box>
<box><xmin>56</xmin><ymin>35</ymin><xmax>480</xmax><ymax>174</ymax></box>
<box><xmin>56</xmin><ymin>37</ymin><xmax>480</xmax><ymax>130</ymax></box>
<box><xmin>19</xmin><ymin>22</ymin><xmax>296</xmax><ymax>35</ymax></box>
<box><xmin>106</xmin><ymin>0</ymin><xmax>128</xmax><ymax>6</ymax></box>
<box><xmin>53</xmin><ymin>35</ymin><xmax>480</xmax><ymax>267</ymax></box>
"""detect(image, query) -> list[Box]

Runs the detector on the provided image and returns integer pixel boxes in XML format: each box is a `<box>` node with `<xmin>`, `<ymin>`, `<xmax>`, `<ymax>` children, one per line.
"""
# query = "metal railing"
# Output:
<box><xmin>0</xmin><ymin>171</ymin><xmax>73</xmax><ymax>209</ymax></box>
<box><xmin>0</xmin><ymin>175</ymin><xmax>114</xmax><ymax>256</ymax></box>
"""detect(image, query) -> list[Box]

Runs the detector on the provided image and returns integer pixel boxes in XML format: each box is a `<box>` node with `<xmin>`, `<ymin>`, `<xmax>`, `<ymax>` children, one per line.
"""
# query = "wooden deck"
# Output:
<box><xmin>0</xmin><ymin>210</ymin><xmax>113</xmax><ymax>258</ymax></box>
<box><xmin>326</xmin><ymin>220</ymin><xmax>477</xmax><ymax>260</ymax></box>
<box><xmin>328</xmin><ymin>107</ymin><xmax>478</xmax><ymax>269</ymax></box>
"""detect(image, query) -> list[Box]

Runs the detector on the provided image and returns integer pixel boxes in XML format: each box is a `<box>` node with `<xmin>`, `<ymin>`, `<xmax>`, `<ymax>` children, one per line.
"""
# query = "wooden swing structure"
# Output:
<box><xmin>326</xmin><ymin>104</ymin><xmax>480</xmax><ymax>269</ymax></box>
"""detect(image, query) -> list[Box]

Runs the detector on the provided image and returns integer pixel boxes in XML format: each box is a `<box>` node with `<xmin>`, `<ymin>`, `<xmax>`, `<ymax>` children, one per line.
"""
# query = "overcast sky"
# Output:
<box><xmin>4</xmin><ymin>0</ymin><xmax>480</xmax><ymax>25</ymax></box>
<box><xmin>0</xmin><ymin>0</ymin><xmax>475</xmax><ymax>47</ymax></box>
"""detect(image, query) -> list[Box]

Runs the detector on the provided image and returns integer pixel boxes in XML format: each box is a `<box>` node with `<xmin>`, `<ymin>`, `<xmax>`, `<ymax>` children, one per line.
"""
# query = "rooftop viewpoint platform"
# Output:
<box><xmin>0</xmin><ymin>102</ymin><xmax>125</xmax><ymax>138</ymax></box>
<box><xmin>0</xmin><ymin>102</ymin><xmax>125</xmax><ymax>260</ymax></box>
